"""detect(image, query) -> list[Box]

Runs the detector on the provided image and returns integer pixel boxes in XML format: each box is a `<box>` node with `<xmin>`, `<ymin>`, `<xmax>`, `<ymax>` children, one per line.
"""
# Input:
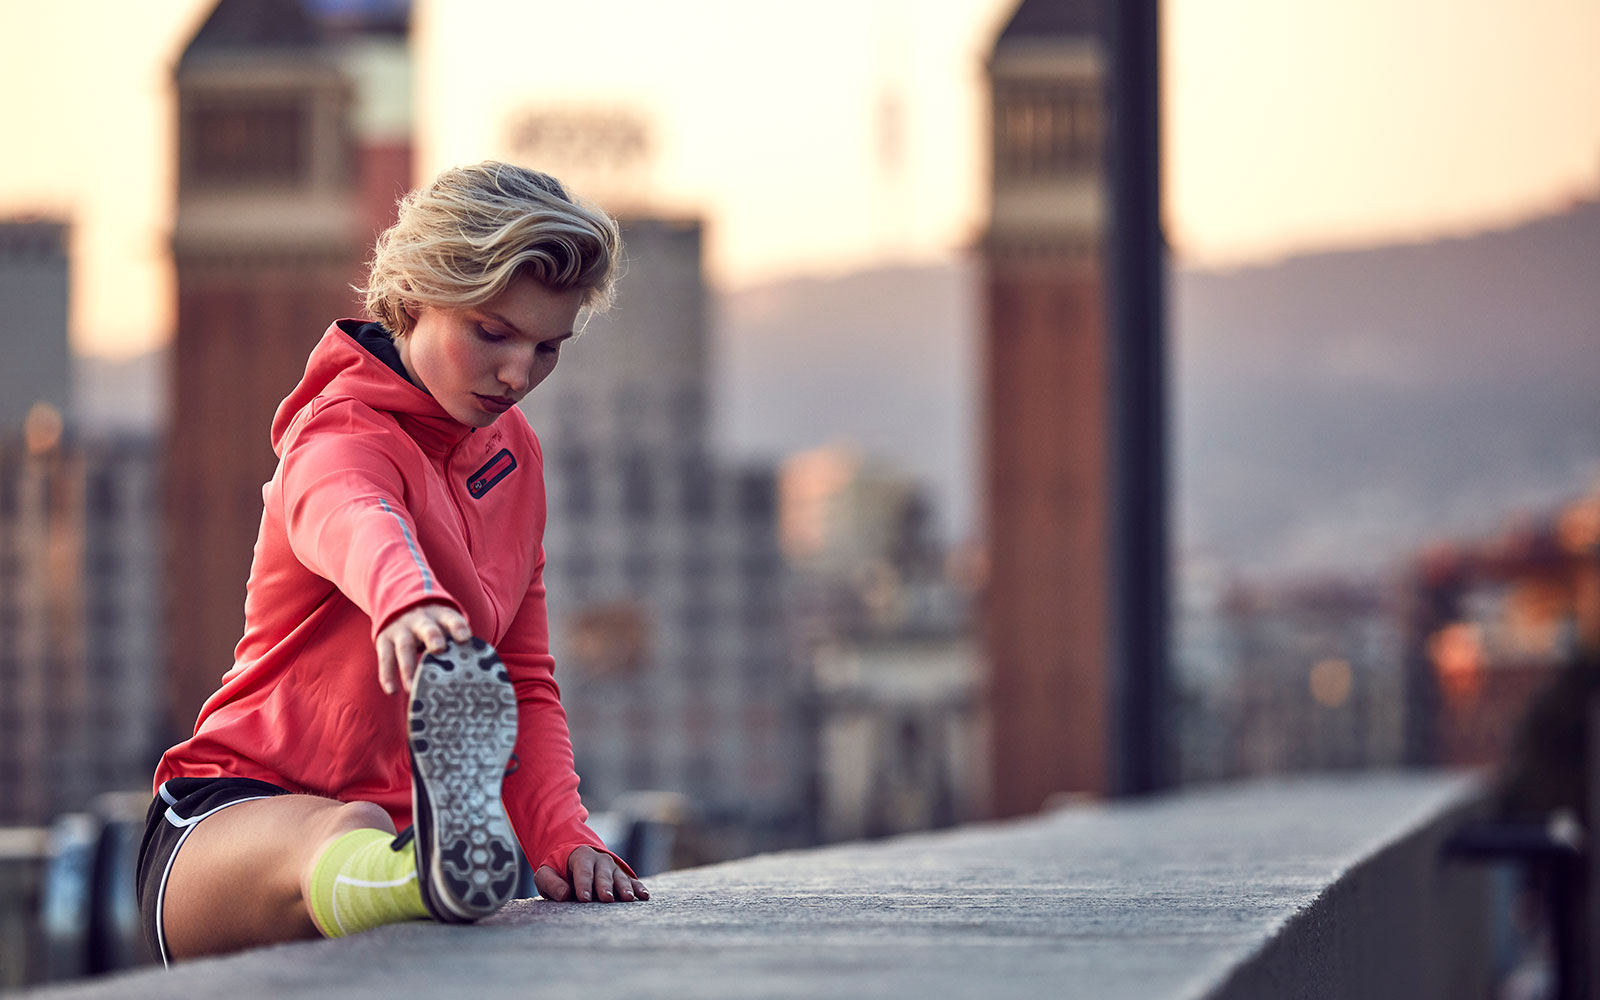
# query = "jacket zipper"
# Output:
<box><xmin>442</xmin><ymin>437</ymin><xmax>474</xmax><ymax>551</ymax></box>
<box><xmin>442</xmin><ymin>433</ymin><xmax>505</xmax><ymax>639</ymax></box>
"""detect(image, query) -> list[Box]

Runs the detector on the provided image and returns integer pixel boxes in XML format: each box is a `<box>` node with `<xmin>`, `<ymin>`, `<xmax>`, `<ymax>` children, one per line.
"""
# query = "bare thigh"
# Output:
<box><xmin>163</xmin><ymin>794</ymin><xmax>395</xmax><ymax>960</ymax></box>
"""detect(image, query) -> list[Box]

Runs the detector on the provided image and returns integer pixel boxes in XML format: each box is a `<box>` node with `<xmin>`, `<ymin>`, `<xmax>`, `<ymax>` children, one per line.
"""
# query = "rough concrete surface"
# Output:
<box><xmin>26</xmin><ymin>772</ymin><xmax>1483</xmax><ymax>1000</ymax></box>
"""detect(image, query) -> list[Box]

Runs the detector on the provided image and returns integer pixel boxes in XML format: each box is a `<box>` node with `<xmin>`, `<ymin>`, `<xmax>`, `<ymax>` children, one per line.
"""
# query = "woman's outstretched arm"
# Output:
<box><xmin>495</xmin><ymin>548</ymin><xmax>649</xmax><ymax>903</ymax></box>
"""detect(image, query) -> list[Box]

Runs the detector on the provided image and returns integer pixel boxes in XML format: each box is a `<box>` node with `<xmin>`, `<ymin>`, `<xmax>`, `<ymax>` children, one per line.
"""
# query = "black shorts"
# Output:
<box><xmin>135</xmin><ymin>777</ymin><xmax>293</xmax><ymax>966</ymax></box>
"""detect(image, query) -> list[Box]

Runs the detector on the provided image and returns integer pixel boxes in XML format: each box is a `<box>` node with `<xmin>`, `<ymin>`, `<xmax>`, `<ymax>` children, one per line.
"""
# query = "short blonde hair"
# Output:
<box><xmin>362</xmin><ymin>161</ymin><xmax>622</xmax><ymax>337</ymax></box>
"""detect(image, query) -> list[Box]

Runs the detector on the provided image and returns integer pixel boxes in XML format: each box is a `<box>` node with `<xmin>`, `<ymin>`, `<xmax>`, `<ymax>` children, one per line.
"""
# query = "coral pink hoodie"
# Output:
<box><xmin>156</xmin><ymin>321</ymin><xmax>626</xmax><ymax>878</ymax></box>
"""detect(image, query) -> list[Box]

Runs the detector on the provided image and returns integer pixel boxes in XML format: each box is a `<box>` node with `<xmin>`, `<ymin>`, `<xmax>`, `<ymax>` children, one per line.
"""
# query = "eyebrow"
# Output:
<box><xmin>485</xmin><ymin>310</ymin><xmax>575</xmax><ymax>344</ymax></box>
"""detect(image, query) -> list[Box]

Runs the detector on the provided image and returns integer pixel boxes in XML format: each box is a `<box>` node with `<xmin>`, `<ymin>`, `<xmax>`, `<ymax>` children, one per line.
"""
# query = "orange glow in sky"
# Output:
<box><xmin>3</xmin><ymin>0</ymin><xmax>1598</xmax><ymax>358</ymax></box>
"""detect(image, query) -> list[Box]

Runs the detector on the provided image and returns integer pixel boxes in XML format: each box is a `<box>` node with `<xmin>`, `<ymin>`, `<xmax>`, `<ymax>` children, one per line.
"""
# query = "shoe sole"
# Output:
<box><xmin>408</xmin><ymin>637</ymin><xmax>520</xmax><ymax>922</ymax></box>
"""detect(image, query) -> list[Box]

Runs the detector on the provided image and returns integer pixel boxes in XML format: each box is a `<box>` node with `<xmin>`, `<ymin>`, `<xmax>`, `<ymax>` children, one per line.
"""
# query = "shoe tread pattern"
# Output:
<box><xmin>409</xmin><ymin>638</ymin><xmax>519</xmax><ymax>922</ymax></box>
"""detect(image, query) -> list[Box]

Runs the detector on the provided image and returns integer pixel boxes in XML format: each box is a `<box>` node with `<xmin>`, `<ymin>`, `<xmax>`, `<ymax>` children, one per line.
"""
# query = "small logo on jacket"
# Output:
<box><xmin>467</xmin><ymin>449</ymin><xmax>516</xmax><ymax>499</ymax></box>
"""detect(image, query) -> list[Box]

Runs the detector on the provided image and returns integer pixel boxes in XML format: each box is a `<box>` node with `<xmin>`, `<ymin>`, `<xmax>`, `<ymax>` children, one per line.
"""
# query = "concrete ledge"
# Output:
<box><xmin>28</xmin><ymin>772</ymin><xmax>1487</xmax><ymax>1000</ymax></box>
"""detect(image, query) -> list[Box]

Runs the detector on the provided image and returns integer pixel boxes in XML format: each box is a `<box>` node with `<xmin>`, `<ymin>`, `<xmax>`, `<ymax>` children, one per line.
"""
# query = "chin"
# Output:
<box><xmin>447</xmin><ymin>407</ymin><xmax>496</xmax><ymax>429</ymax></box>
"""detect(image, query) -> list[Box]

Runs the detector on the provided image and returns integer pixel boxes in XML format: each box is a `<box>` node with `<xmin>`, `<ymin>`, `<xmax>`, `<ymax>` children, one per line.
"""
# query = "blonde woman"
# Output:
<box><xmin>138</xmin><ymin>162</ymin><xmax>648</xmax><ymax>963</ymax></box>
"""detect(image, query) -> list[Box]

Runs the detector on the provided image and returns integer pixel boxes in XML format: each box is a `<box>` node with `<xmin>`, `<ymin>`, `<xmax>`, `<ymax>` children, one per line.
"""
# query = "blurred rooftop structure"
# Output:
<box><xmin>993</xmin><ymin>0</ymin><xmax>1102</xmax><ymax>48</ymax></box>
<box><xmin>177</xmin><ymin>0</ymin><xmax>408</xmax><ymax>65</ymax></box>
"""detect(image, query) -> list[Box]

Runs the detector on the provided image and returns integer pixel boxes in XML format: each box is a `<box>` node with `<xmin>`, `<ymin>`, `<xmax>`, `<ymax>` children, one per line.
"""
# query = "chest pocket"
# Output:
<box><xmin>467</xmin><ymin>448</ymin><xmax>517</xmax><ymax>499</ymax></box>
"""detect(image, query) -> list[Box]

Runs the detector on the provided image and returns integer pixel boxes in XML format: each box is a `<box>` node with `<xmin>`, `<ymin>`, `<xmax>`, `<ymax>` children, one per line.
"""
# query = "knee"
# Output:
<box><xmin>327</xmin><ymin>799</ymin><xmax>395</xmax><ymax>837</ymax></box>
<box><xmin>298</xmin><ymin>800</ymin><xmax>396</xmax><ymax>884</ymax></box>
<box><xmin>303</xmin><ymin>799</ymin><xmax>395</xmax><ymax>850</ymax></box>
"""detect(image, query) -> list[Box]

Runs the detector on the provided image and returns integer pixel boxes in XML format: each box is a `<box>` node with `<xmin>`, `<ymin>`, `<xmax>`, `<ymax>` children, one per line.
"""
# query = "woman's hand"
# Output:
<box><xmin>375</xmin><ymin>602</ymin><xmax>473</xmax><ymax>694</ymax></box>
<box><xmin>534</xmin><ymin>846</ymin><xmax>650</xmax><ymax>903</ymax></box>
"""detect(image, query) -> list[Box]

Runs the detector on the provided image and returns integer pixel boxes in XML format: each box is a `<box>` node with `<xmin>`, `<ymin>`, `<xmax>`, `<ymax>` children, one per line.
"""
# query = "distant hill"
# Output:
<box><xmin>712</xmin><ymin>261</ymin><xmax>980</xmax><ymax>546</ymax></box>
<box><xmin>1176</xmin><ymin>198</ymin><xmax>1600</xmax><ymax>574</ymax></box>
<box><xmin>715</xmin><ymin>198</ymin><xmax>1600</xmax><ymax>573</ymax></box>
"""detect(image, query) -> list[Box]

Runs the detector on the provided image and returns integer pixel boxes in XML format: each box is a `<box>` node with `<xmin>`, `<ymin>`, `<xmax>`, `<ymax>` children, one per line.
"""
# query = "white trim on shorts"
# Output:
<box><xmin>151</xmin><ymin>780</ymin><xmax>277</xmax><ymax>968</ymax></box>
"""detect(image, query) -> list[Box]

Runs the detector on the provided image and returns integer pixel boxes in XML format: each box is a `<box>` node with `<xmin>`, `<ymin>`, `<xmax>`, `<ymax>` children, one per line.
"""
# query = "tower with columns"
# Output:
<box><xmin>981</xmin><ymin>0</ymin><xmax>1113</xmax><ymax>814</ymax></box>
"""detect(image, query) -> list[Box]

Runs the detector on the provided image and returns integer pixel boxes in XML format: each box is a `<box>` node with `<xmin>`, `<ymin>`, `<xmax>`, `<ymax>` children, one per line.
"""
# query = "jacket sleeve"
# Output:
<box><xmin>278</xmin><ymin>398</ymin><xmax>462</xmax><ymax>636</ymax></box>
<box><xmin>497</xmin><ymin>549</ymin><xmax>636</xmax><ymax>880</ymax></box>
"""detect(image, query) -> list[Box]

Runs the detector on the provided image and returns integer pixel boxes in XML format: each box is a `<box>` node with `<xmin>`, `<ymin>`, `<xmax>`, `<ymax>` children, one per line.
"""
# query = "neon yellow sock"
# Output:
<box><xmin>306</xmin><ymin>828</ymin><xmax>429</xmax><ymax>938</ymax></box>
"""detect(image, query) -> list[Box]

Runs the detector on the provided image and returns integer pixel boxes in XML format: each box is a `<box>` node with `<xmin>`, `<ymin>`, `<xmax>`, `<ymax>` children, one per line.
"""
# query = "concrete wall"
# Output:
<box><xmin>1204</xmin><ymin>777</ymin><xmax>1489</xmax><ymax>999</ymax></box>
<box><xmin>24</xmin><ymin>772</ymin><xmax>1489</xmax><ymax>1000</ymax></box>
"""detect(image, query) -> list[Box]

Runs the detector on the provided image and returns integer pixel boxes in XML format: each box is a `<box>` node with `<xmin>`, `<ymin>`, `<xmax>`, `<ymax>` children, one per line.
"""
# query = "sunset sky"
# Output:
<box><xmin>2</xmin><ymin>0</ymin><xmax>1598</xmax><ymax>358</ymax></box>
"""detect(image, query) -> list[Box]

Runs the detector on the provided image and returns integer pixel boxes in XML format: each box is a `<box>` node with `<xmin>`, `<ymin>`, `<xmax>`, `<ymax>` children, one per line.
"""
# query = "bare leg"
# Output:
<box><xmin>162</xmin><ymin>794</ymin><xmax>395</xmax><ymax>960</ymax></box>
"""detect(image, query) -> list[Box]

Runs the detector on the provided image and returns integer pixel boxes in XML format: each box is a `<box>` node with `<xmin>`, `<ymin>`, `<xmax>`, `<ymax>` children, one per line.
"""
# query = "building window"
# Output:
<box><xmin>680</xmin><ymin>455</ymin><xmax>714</xmax><ymax>521</ymax></box>
<box><xmin>186</xmin><ymin>99</ymin><xmax>308</xmax><ymax>187</ymax></box>
<box><xmin>563</xmin><ymin>549</ymin><xmax>596</xmax><ymax>581</ymax></box>
<box><xmin>87</xmin><ymin>544</ymin><xmax>122</xmax><ymax>577</ymax></box>
<box><xmin>0</xmin><ymin>459</ymin><xmax>15</xmax><ymax>517</ymax></box>
<box><xmin>558</xmin><ymin>449</ymin><xmax>594</xmax><ymax>514</ymax></box>
<box><xmin>623</xmin><ymin>552</ymin><xmax>655</xmax><ymax>592</ymax></box>
<box><xmin>742</xmin><ymin>595</ymin><xmax>772</xmax><ymax>631</ymax></box>
<box><xmin>681</xmin><ymin>551</ymin><xmax>713</xmax><ymax>581</ymax></box>
<box><xmin>91</xmin><ymin>602</ymin><xmax>122</xmax><ymax>632</ymax></box>
<box><xmin>682</xmin><ymin>601</ymin><xmax>714</xmax><ymax>631</ymax></box>
<box><xmin>1058</xmin><ymin>90</ymin><xmax>1100</xmax><ymax>172</ymax></box>
<box><xmin>681</xmin><ymin>647</ymin><xmax>714</xmax><ymax>682</ymax></box>
<box><xmin>741</xmin><ymin>551</ymin><xmax>775</xmax><ymax>580</ymax></box>
<box><xmin>673</xmin><ymin>387</ymin><xmax>703</xmax><ymax>438</ymax></box>
<box><xmin>622</xmin><ymin>452</ymin><xmax>653</xmax><ymax>521</ymax></box>
<box><xmin>687</xmin><ymin>754</ymin><xmax>715</xmax><ymax>790</ymax></box>
<box><xmin>997</xmin><ymin>84</ymin><xmax>1100</xmax><ymax>179</ymax></box>
<box><xmin>625</xmin><ymin>750</ymin><xmax>655</xmax><ymax>790</ymax></box>
<box><xmin>737</xmin><ymin>471</ymin><xmax>776</xmax><ymax>520</ymax></box>
<box><xmin>88</xmin><ymin>469</ymin><xmax>119</xmax><ymax>519</ymax></box>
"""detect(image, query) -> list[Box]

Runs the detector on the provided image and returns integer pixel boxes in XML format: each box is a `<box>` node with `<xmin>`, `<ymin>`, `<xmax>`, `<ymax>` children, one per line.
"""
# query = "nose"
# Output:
<box><xmin>498</xmin><ymin>346</ymin><xmax>534</xmax><ymax>394</ymax></box>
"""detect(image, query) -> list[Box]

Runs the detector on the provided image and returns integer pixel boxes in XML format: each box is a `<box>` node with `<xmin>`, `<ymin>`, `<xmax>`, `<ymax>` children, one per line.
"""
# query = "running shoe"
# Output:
<box><xmin>406</xmin><ymin>636</ymin><xmax>520</xmax><ymax>922</ymax></box>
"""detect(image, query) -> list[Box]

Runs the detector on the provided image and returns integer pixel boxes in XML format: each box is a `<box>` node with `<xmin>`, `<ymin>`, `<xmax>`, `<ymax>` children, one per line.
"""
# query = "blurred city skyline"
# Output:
<box><xmin>0</xmin><ymin>7</ymin><xmax>1594</xmax><ymax>983</ymax></box>
<box><xmin>2</xmin><ymin>0</ymin><xmax>1598</xmax><ymax>359</ymax></box>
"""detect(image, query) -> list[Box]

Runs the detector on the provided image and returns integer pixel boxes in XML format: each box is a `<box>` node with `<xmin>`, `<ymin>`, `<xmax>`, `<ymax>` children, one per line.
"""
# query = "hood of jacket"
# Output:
<box><xmin>271</xmin><ymin>320</ymin><xmax>472</xmax><ymax>458</ymax></box>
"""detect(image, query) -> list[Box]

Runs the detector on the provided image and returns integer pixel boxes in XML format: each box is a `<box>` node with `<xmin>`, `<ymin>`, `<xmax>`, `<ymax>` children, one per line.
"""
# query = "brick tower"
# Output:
<box><xmin>167</xmin><ymin>0</ymin><xmax>411</xmax><ymax>733</ymax></box>
<box><xmin>981</xmin><ymin>0</ymin><xmax>1112</xmax><ymax>814</ymax></box>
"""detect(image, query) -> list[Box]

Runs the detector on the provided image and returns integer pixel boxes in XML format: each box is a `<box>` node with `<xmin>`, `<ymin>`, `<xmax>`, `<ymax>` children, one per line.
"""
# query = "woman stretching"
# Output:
<box><xmin>137</xmin><ymin>162</ymin><xmax>648</xmax><ymax>964</ymax></box>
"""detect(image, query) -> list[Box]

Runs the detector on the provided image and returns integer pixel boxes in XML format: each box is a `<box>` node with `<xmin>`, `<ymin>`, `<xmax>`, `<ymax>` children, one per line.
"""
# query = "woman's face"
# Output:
<box><xmin>399</xmin><ymin>276</ymin><xmax>584</xmax><ymax>428</ymax></box>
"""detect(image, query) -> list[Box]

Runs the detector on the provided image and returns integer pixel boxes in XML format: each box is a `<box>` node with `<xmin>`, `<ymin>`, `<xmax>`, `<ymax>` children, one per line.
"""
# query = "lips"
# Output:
<box><xmin>475</xmin><ymin>394</ymin><xmax>516</xmax><ymax>414</ymax></box>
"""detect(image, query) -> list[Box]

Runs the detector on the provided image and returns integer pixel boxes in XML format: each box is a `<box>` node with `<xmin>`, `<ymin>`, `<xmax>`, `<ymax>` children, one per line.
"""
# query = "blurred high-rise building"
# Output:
<box><xmin>167</xmin><ymin>0</ymin><xmax>412</xmax><ymax>733</ymax></box>
<box><xmin>521</xmin><ymin>218</ymin><xmax>809</xmax><ymax>860</ymax></box>
<box><xmin>0</xmin><ymin>221</ymin><xmax>163</xmax><ymax>821</ymax></box>
<box><xmin>0</xmin><ymin>221</ymin><xmax>71</xmax><ymax>433</ymax></box>
<box><xmin>0</xmin><ymin>436</ymin><xmax>165</xmax><ymax>825</ymax></box>
<box><xmin>981</xmin><ymin>1</ymin><xmax>1113</xmax><ymax>813</ymax></box>
<box><xmin>777</xmin><ymin>446</ymin><xmax>987</xmax><ymax>843</ymax></box>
